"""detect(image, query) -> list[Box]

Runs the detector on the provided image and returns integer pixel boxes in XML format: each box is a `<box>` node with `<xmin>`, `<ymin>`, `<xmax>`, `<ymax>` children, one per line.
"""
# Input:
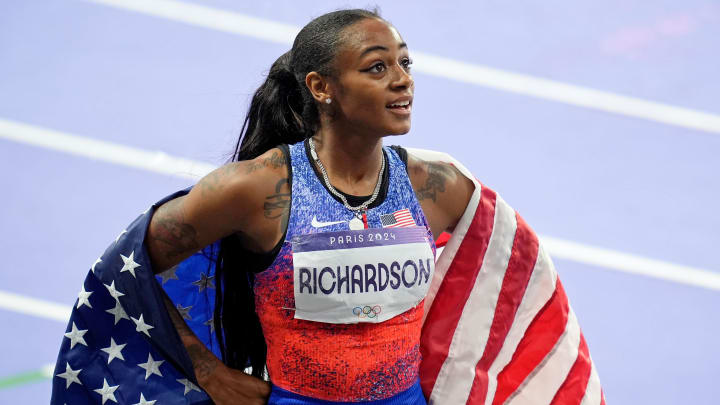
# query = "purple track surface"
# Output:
<box><xmin>1</xmin><ymin>1</ymin><xmax>718</xmax><ymax>404</ymax></box>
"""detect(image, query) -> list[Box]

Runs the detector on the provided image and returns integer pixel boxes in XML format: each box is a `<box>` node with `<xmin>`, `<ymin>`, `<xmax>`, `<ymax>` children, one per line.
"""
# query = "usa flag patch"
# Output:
<box><xmin>380</xmin><ymin>208</ymin><xmax>415</xmax><ymax>228</ymax></box>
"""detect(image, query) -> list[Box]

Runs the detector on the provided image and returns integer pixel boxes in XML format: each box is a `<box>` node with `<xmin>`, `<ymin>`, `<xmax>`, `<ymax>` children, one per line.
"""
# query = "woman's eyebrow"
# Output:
<box><xmin>360</xmin><ymin>42</ymin><xmax>408</xmax><ymax>57</ymax></box>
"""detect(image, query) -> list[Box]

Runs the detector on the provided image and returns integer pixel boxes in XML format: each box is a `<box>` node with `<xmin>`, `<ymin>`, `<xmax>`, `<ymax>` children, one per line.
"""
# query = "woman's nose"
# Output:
<box><xmin>391</xmin><ymin>65</ymin><xmax>413</xmax><ymax>89</ymax></box>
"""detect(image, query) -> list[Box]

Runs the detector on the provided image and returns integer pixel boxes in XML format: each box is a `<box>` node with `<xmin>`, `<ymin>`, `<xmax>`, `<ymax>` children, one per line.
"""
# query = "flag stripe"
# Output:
<box><xmin>507</xmin><ymin>309</ymin><xmax>581</xmax><ymax>404</ymax></box>
<box><xmin>483</xmin><ymin>245</ymin><xmax>559</xmax><ymax>405</ymax></box>
<box><xmin>419</xmin><ymin>186</ymin><xmax>497</xmax><ymax>397</ymax></box>
<box><xmin>579</xmin><ymin>359</ymin><xmax>602</xmax><ymax>405</ymax></box>
<box><xmin>422</xmin><ymin>186</ymin><xmax>482</xmax><ymax>320</ymax></box>
<box><xmin>467</xmin><ymin>214</ymin><xmax>540</xmax><ymax>404</ymax></box>
<box><xmin>580</xmin><ymin>357</ymin><xmax>601</xmax><ymax>405</ymax></box>
<box><xmin>550</xmin><ymin>333</ymin><xmax>592</xmax><ymax>405</ymax></box>
<box><xmin>428</xmin><ymin>196</ymin><xmax>517</xmax><ymax>404</ymax></box>
<box><xmin>492</xmin><ymin>280</ymin><xmax>570</xmax><ymax>405</ymax></box>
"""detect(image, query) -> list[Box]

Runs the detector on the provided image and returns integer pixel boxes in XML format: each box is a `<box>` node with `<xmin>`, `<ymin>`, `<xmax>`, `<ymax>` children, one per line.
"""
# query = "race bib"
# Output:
<box><xmin>291</xmin><ymin>227</ymin><xmax>434</xmax><ymax>324</ymax></box>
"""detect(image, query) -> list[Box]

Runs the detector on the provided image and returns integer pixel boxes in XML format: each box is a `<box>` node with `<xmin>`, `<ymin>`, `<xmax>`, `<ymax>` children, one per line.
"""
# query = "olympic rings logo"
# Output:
<box><xmin>353</xmin><ymin>305</ymin><xmax>382</xmax><ymax>319</ymax></box>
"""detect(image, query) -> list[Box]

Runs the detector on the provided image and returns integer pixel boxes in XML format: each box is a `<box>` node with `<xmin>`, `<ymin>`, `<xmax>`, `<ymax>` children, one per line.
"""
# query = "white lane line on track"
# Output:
<box><xmin>0</xmin><ymin>290</ymin><xmax>71</xmax><ymax>322</ymax></box>
<box><xmin>543</xmin><ymin>236</ymin><xmax>720</xmax><ymax>291</ymax></box>
<box><xmin>82</xmin><ymin>0</ymin><xmax>720</xmax><ymax>135</ymax></box>
<box><xmin>2</xmin><ymin>117</ymin><xmax>719</xmax><ymax>293</ymax></box>
<box><xmin>0</xmin><ymin>118</ymin><xmax>215</xmax><ymax>180</ymax></box>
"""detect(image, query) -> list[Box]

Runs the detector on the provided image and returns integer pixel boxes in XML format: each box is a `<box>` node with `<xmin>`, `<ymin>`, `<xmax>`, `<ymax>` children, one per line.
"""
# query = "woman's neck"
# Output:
<box><xmin>310</xmin><ymin>127</ymin><xmax>384</xmax><ymax>196</ymax></box>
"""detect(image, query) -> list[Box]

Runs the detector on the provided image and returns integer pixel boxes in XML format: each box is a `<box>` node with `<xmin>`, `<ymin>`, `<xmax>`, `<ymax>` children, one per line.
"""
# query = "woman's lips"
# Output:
<box><xmin>386</xmin><ymin>103</ymin><xmax>412</xmax><ymax>115</ymax></box>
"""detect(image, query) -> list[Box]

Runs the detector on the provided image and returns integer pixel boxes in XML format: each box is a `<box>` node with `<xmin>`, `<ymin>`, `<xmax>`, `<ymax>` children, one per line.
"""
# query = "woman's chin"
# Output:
<box><xmin>387</xmin><ymin>122</ymin><xmax>412</xmax><ymax>136</ymax></box>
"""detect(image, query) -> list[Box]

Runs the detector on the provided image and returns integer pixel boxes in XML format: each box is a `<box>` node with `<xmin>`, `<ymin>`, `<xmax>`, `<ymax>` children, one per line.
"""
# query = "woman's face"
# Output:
<box><xmin>330</xmin><ymin>18</ymin><xmax>414</xmax><ymax>136</ymax></box>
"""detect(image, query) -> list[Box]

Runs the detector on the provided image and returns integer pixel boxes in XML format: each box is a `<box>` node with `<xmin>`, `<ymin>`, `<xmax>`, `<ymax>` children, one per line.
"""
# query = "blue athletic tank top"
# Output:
<box><xmin>253</xmin><ymin>140</ymin><xmax>434</xmax><ymax>404</ymax></box>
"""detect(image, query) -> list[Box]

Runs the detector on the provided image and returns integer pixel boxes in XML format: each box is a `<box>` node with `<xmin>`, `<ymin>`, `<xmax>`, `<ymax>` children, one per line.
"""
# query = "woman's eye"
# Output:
<box><xmin>401</xmin><ymin>57</ymin><xmax>413</xmax><ymax>70</ymax></box>
<box><xmin>369</xmin><ymin>63</ymin><xmax>386</xmax><ymax>73</ymax></box>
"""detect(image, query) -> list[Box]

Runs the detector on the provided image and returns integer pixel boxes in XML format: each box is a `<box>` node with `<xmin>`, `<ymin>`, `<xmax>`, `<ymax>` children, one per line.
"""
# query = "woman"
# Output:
<box><xmin>145</xmin><ymin>8</ymin><xmax>473</xmax><ymax>405</ymax></box>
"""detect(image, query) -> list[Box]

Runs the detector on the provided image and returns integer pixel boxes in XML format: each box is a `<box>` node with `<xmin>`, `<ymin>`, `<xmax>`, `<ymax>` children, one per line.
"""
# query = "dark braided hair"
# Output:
<box><xmin>213</xmin><ymin>8</ymin><xmax>383</xmax><ymax>378</ymax></box>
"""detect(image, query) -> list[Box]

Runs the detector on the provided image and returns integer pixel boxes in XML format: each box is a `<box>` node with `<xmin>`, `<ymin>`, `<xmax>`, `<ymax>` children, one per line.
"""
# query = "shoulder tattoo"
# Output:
<box><xmin>414</xmin><ymin>161</ymin><xmax>454</xmax><ymax>203</ymax></box>
<box><xmin>198</xmin><ymin>150</ymin><xmax>286</xmax><ymax>197</ymax></box>
<box><xmin>244</xmin><ymin>149</ymin><xmax>286</xmax><ymax>174</ymax></box>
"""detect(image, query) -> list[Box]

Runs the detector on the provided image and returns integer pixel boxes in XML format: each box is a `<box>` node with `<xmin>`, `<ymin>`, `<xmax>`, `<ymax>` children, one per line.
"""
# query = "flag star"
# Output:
<box><xmin>132</xmin><ymin>393</ymin><xmax>156</xmax><ymax>405</ymax></box>
<box><xmin>64</xmin><ymin>322</ymin><xmax>88</xmax><ymax>349</ymax></box>
<box><xmin>191</xmin><ymin>273</ymin><xmax>215</xmax><ymax>292</ymax></box>
<box><xmin>77</xmin><ymin>285</ymin><xmax>93</xmax><ymax>309</ymax></box>
<box><xmin>177</xmin><ymin>378</ymin><xmax>201</xmax><ymax>395</ymax></box>
<box><xmin>56</xmin><ymin>362</ymin><xmax>82</xmax><ymax>389</ymax></box>
<box><xmin>131</xmin><ymin>314</ymin><xmax>154</xmax><ymax>336</ymax></box>
<box><xmin>91</xmin><ymin>258</ymin><xmax>102</xmax><ymax>273</ymax></box>
<box><xmin>100</xmin><ymin>338</ymin><xmax>126</xmax><ymax>364</ymax></box>
<box><xmin>105</xmin><ymin>301</ymin><xmax>129</xmax><ymax>325</ymax></box>
<box><xmin>138</xmin><ymin>353</ymin><xmax>164</xmax><ymax>380</ymax></box>
<box><xmin>93</xmin><ymin>378</ymin><xmax>119</xmax><ymax>404</ymax></box>
<box><xmin>104</xmin><ymin>281</ymin><xmax>125</xmax><ymax>302</ymax></box>
<box><xmin>203</xmin><ymin>316</ymin><xmax>215</xmax><ymax>333</ymax></box>
<box><xmin>176</xmin><ymin>303</ymin><xmax>193</xmax><ymax>320</ymax></box>
<box><xmin>115</xmin><ymin>229</ymin><xmax>127</xmax><ymax>243</ymax></box>
<box><xmin>158</xmin><ymin>265</ymin><xmax>179</xmax><ymax>285</ymax></box>
<box><xmin>120</xmin><ymin>251</ymin><xmax>141</xmax><ymax>278</ymax></box>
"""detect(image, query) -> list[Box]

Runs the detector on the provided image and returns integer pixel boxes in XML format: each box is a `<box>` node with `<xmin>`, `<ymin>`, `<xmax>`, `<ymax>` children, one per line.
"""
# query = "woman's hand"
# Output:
<box><xmin>162</xmin><ymin>295</ymin><xmax>271</xmax><ymax>404</ymax></box>
<box><xmin>200</xmin><ymin>364</ymin><xmax>271</xmax><ymax>405</ymax></box>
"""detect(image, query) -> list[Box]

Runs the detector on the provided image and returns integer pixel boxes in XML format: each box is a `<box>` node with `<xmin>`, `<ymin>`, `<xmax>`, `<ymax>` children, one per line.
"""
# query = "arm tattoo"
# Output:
<box><xmin>186</xmin><ymin>344</ymin><xmax>220</xmax><ymax>381</ymax></box>
<box><xmin>415</xmin><ymin>161</ymin><xmax>453</xmax><ymax>203</ymax></box>
<box><xmin>151</xmin><ymin>198</ymin><xmax>200</xmax><ymax>260</ymax></box>
<box><xmin>163</xmin><ymin>295</ymin><xmax>220</xmax><ymax>382</ymax></box>
<box><xmin>199</xmin><ymin>150</ymin><xmax>285</xmax><ymax>197</ymax></box>
<box><xmin>198</xmin><ymin>163</ymin><xmax>236</xmax><ymax>197</ymax></box>
<box><xmin>264</xmin><ymin>178</ymin><xmax>291</xmax><ymax>222</ymax></box>
<box><xmin>244</xmin><ymin>150</ymin><xmax>286</xmax><ymax>174</ymax></box>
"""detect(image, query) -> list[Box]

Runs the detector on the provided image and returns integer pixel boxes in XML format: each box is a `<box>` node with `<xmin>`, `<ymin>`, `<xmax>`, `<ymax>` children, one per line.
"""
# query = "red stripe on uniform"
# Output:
<box><xmin>492</xmin><ymin>280</ymin><xmax>570</xmax><ymax>405</ymax></box>
<box><xmin>549</xmin><ymin>333</ymin><xmax>592</xmax><ymax>405</ymax></box>
<box><xmin>420</xmin><ymin>186</ymin><xmax>497</xmax><ymax>397</ymax></box>
<box><xmin>467</xmin><ymin>214</ymin><xmax>540</xmax><ymax>404</ymax></box>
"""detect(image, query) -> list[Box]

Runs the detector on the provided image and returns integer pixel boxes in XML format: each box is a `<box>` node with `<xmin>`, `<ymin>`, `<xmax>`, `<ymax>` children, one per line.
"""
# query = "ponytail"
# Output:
<box><xmin>231</xmin><ymin>51</ymin><xmax>307</xmax><ymax>162</ymax></box>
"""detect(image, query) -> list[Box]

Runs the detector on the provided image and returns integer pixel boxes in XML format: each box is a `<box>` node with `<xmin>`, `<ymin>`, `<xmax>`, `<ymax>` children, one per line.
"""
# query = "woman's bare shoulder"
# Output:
<box><xmin>194</xmin><ymin>148</ymin><xmax>288</xmax><ymax>197</ymax></box>
<box><xmin>405</xmin><ymin>150</ymin><xmax>475</xmax><ymax>235</ymax></box>
<box><xmin>405</xmin><ymin>151</ymin><xmax>470</xmax><ymax>202</ymax></box>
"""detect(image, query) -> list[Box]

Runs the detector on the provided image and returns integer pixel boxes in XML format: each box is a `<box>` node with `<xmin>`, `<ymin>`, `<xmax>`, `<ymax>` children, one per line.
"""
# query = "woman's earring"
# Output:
<box><xmin>325</xmin><ymin>98</ymin><xmax>332</xmax><ymax>104</ymax></box>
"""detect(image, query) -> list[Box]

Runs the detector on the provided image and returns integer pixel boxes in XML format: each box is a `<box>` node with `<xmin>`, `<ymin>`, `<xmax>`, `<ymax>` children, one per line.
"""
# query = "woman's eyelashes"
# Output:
<box><xmin>401</xmin><ymin>57</ymin><xmax>413</xmax><ymax>71</ymax></box>
<box><xmin>366</xmin><ymin>62</ymin><xmax>386</xmax><ymax>73</ymax></box>
<box><xmin>363</xmin><ymin>57</ymin><xmax>413</xmax><ymax>74</ymax></box>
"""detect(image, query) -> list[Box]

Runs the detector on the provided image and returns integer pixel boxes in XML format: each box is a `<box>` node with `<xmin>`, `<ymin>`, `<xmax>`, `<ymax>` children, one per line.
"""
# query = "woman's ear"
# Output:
<box><xmin>305</xmin><ymin>71</ymin><xmax>332</xmax><ymax>104</ymax></box>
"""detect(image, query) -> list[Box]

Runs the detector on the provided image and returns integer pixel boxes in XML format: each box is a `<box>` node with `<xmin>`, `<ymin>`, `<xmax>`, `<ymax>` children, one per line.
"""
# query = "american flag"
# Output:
<box><xmin>51</xmin><ymin>188</ymin><xmax>215</xmax><ymax>405</ymax></box>
<box><xmin>380</xmin><ymin>208</ymin><xmax>416</xmax><ymax>228</ymax></box>
<box><xmin>410</xmin><ymin>148</ymin><xmax>605</xmax><ymax>405</ymax></box>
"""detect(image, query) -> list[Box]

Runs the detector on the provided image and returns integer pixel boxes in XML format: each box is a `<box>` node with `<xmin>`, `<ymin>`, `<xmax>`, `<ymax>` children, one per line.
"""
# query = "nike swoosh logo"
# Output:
<box><xmin>311</xmin><ymin>216</ymin><xmax>346</xmax><ymax>228</ymax></box>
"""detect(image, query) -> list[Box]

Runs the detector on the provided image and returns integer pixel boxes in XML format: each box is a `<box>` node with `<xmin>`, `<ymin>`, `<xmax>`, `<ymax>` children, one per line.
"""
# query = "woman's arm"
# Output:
<box><xmin>146</xmin><ymin>148</ymin><xmax>290</xmax><ymax>272</ymax></box>
<box><xmin>144</xmin><ymin>148</ymin><xmax>289</xmax><ymax>404</ymax></box>
<box><xmin>406</xmin><ymin>152</ymin><xmax>475</xmax><ymax>239</ymax></box>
